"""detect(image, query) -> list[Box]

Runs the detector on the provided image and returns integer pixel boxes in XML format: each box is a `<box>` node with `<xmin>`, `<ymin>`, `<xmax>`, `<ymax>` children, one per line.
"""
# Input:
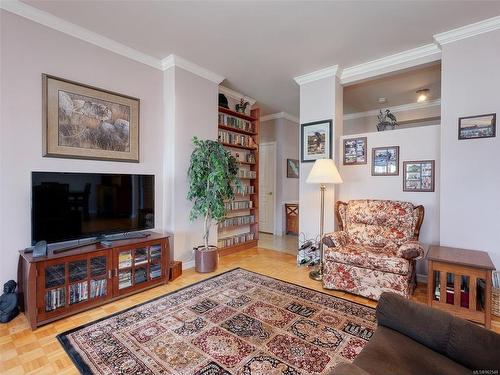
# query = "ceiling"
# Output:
<box><xmin>344</xmin><ymin>62</ymin><xmax>442</xmax><ymax>114</ymax></box>
<box><xmin>21</xmin><ymin>1</ymin><xmax>500</xmax><ymax>116</ymax></box>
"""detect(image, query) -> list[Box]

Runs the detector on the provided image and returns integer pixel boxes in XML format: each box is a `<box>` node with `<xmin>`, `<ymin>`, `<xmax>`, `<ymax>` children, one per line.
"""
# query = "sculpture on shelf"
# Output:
<box><xmin>0</xmin><ymin>280</ymin><xmax>19</xmax><ymax>323</ymax></box>
<box><xmin>377</xmin><ymin>109</ymin><xmax>398</xmax><ymax>131</ymax></box>
<box><xmin>235</xmin><ymin>98</ymin><xmax>249</xmax><ymax>114</ymax></box>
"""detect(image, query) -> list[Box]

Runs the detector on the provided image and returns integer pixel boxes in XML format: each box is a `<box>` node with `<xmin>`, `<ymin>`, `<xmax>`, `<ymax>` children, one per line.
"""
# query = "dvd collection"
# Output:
<box><xmin>237</xmin><ymin>169</ymin><xmax>256</xmax><ymax>179</ymax></box>
<box><xmin>218</xmin><ymin>130</ymin><xmax>255</xmax><ymax>148</ymax></box>
<box><xmin>69</xmin><ymin>282</ymin><xmax>88</xmax><ymax>304</ymax></box>
<box><xmin>225</xmin><ymin>200</ymin><xmax>253</xmax><ymax>211</ymax></box>
<box><xmin>119</xmin><ymin>251</ymin><xmax>132</xmax><ymax>269</ymax></box>
<box><xmin>150</xmin><ymin>264</ymin><xmax>161</xmax><ymax>279</ymax></box>
<box><xmin>119</xmin><ymin>271</ymin><xmax>132</xmax><ymax>289</ymax></box>
<box><xmin>135</xmin><ymin>268</ymin><xmax>147</xmax><ymax>284</ymax></box>
<box><xmin>219</xmin><ymin>113</ymin><xmax>254</xmax><ymax>133</ymax></box>
<box><xmin>90</xmin><ymin>279</ymin><xmax>107</xmax><ymax>299</ymax></box>
<box><xmin>45</xmin><ymin>287</ymin><xmax>65</xmax><ymax>311</ymax></box>
<box><xmin>218</xmin><ymin>232</ymin><xmax>255</xmax><ymax>248</ymax></box>
<box><xmin>233</xmin><ymin>185</ymin><xmax>255</xmax><ymax>195</ymax></box>
<box><xmin>220</xmin><ymin>215</ymin><xmax>255</xmax><ymax>229</ymax></box>
<box><xmin>134</xmin><ymin>248</ymin><xmax>148</xmax><ymax>265</ymax></box>
<box><xmin>150</xmin><ymin>245</ymin><xmax>162</xmax><ymax>260</ymax></box>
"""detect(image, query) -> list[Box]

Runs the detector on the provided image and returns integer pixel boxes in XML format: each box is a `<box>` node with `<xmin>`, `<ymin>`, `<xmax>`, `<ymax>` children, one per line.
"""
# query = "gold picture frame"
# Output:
<box><xmin>42</xmin><ymin>74</ymin><xmax>140</xmax><ymax>162</ymax></box>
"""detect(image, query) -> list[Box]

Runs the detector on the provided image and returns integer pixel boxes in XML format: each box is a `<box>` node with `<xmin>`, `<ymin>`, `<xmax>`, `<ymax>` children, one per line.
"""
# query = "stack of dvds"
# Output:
<box><xmin>237</xmin><ymin>169</ymin><xmax>257</xmax><ymax>179</ymax></box>
<box><xmin>135</xmin><ymin>268</ymin><xmax>147</xmax><ymax>284</ymax></box>
<box><xmin>233</xmin><ymin>185</ymin><xmax>254</xmax><ymax>195</ymax></box>
<box><xmin>119</xmin><ymin>271</ymin><xmax>132</xmax><ymax>289</ymax></box>
<box><xmin>134</xmin><ymin>248</ymin><xmax>148</xmax><ymax>265</ymax></box>
<box><xmin>69</xmin><ymin>282</ymin><xmax>88</xmax><ymax>304</ymax></box>
<box><xmin>225</xmin><ymin>200</ymin><xmax>253</xmax><ymax>210</ymax></box>
<box><xmin>45</xmin><ymin>288</ymin><xmax>65</xmax><ymax>311</ymax></box>
<box><xmin>149</xmin><ymin>245</ymin><xmax>162</xmax><ymax>260</ymax></box>
<box><xmin>150</xmin><ymin>264</ymin><xmax>161</xmax><ymax>279</ymax></box>
<box><xmin>218</xmin><ymin>131</ymin><xmax>255</xmax><ymax>148</ymax></box>
<box><xmin>218</xmin><ymin>114</ymin><xmax>254</xmax><ymax>133</ymax></box>
<box><xmin>90</xmin><ymin>279</ymin><xmax>107</xmax><ymax>299</ymax></box>
<box><xmin>220</xmin><ymin>215</ymin><xmax>255</xmax><ymax>229</ymax></box>
<box><xmin>218</xmin><ymin>232</ymin><xmax>255</xmax><ymax>248</ymax></box>
<box><xmin>119</xmin><ymin>251</ymin><xmax>132</xmax><ymax>268</ymax></box>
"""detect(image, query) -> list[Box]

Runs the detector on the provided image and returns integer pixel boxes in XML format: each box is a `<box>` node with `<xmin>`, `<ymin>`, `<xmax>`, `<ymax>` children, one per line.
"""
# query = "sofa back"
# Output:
<box><xmin>336</xmin><ymin>199</ymin><xmax>423</xmax><ymax>247</ymax></box>
<box><xmin>377</xmin><ymin>292</ymin><xmax>500</xmax><ymax>370</ymax></box>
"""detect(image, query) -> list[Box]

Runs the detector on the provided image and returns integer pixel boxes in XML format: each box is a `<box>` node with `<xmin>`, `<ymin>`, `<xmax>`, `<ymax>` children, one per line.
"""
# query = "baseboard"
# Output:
<box><xmin>182</xmin><ymin>260</ymin><xmax>195</xmax><ymax>270</ymax></box>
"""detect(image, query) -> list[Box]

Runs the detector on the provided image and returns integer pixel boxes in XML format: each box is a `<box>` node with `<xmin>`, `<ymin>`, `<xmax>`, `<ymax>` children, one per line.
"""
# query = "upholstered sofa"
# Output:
<box><xmin>331</xmin><ymin>292</ymin><xmax>500</xmax><ymax>375</ymax></box>
<box><xmin>322</xmin><ymin>200</ymin><xmax>424</xmax><ymax>300</ymax></box>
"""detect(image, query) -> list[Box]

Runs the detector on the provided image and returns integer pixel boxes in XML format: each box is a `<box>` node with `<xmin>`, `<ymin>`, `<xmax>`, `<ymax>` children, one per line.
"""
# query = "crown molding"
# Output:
<box><xmin>434</xmin><ymin>15</ymin><xmax>500</xmax><ymax>46</ymax></box>
<box><xmin>344</xmin><ymin>98</ymin><xmax>441</xmax><ymax>120</ymax></box>
<box><xmin>294</xmin><ymin>65</ymin><xmax>340</xmax><ymax>86</ymax></box>
<box><xmin>260</xmin><ymin>112</ymin><xmax>299</xmax><ymax>124</ymax></box>
<box><xmin>219</xmin><ymin>86</ymin><xmax>256</xmax><ymax>106</ymax></box>
<box><xmin>0</xmin><ymin>0</ymin><xmax>163</xmax><ymax>69</ymax></box>
<box><xmin>161</xmin><ymin>55</ymin><xmax>225</xmax><ymax>84</ymax></box>
<box><xmin>340</xmin><ymin>44</ymin><xmax>441</xmax><ymax>85</ymax></box>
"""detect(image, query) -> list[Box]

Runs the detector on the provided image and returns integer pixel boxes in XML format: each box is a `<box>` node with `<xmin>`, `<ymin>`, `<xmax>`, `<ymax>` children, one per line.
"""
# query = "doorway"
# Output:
<box><xmin>259</xmin><ymin>142</ymin><xmax>276</xmax><ymax>234</ymax></box>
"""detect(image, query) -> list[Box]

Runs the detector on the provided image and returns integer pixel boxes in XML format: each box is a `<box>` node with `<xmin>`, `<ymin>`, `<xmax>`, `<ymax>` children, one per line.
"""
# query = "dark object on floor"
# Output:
<box><xmin>0</xmin><ymin>280</ymin><xmax>19</xmax><ymax>323</ymax></box>
<box><xmin>32</xmin><ymin>240</ymin><xmax>47</xmax><ymax>258</ymax></box>
<box><xmin>169</xmin><ymin>260</ymin><xmax>182</xmax><ymax>281</ymax></box>
<box><xmin>331</xmin><ymin>292</ymin><xmax>500</xmax><ymax>375</ymax></box>
<box><xmin>218</xmin><ymin>93</ymin><xmax>229</xmax><ymax>109</ymax></box>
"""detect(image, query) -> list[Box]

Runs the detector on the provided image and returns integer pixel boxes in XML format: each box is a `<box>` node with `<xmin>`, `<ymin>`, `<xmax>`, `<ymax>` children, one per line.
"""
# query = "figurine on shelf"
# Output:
<box><xmin>235</xmin><ymin>98</ymin><xmax>249</xmax><ymax>114</ymax></box>
<box><xmin>0</xmin><ymin>280</ymin><xmax>19</xmax><ymax>323</ymax></box>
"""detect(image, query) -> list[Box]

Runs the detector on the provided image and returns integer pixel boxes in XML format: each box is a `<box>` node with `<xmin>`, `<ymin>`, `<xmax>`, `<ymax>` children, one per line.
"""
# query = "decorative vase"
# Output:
<box><xmin>377</xmin><ymin>122</ymin><xmax>396</xmax><ymax>132</ymax></box>
<box><xmin>194</xmin><ymin>246</ymin><xmax>219</xmax><ymax>273</ymax></box>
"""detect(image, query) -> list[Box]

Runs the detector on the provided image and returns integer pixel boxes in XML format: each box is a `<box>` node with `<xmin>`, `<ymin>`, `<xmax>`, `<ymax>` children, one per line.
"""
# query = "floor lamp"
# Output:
<box><xmin>306</xmin><ymin>159</ymin><xmax>343</xmax><ymax>281</ymax></box>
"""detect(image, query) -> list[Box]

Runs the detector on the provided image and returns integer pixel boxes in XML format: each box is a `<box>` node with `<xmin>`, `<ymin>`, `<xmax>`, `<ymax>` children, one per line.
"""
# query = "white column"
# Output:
<box><xmin>295</xmin><ymin>67</ymin><xmax>343</xmax><ymax>242</ymax></box>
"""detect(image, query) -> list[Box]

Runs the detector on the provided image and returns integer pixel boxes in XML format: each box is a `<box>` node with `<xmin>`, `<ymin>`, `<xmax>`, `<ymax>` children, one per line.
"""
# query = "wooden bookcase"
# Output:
<box><xmin>18</xmin><ymin>232</ymin><xmax>170</xmax><ymax>329</ymax></box>
<box><xmin>217</xmin><ymin>106</ymin><xmax>260</xmax><ymax>254</ymax></box>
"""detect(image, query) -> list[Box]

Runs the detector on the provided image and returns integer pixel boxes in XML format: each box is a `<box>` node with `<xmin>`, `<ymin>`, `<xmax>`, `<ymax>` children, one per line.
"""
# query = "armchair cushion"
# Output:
<box><xmin>322</xmin><ymin>231</ymin><xmax>348</xmax><ymax>248</ymax></box>
<box><xmin>324</xmin><ymin>244</ymin><xmax>410</xmax><ymax>275</ymax></box>
<box><xmin>397</xmin><ymin>241</ymin><xmax>425</xmax><ymax>260</ymax></box>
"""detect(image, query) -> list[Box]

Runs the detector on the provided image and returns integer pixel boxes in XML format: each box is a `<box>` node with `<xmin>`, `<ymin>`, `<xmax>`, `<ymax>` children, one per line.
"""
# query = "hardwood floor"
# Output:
<box><xmin>1</xmin><ymin>247</ymin><xmax>498</xmax><ymax>374</ymax></box>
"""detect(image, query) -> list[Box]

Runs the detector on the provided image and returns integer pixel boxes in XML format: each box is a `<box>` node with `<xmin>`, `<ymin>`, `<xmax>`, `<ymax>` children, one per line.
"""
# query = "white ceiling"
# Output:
<box><xmin>21</xmin><ymin>1</ymin><xmax>500</xmax><ymax>116</ymax></box>
<box><xmin>344</xmin><ymin>62</ymin><xmax>442</xmax><ymax>114</ymax></box>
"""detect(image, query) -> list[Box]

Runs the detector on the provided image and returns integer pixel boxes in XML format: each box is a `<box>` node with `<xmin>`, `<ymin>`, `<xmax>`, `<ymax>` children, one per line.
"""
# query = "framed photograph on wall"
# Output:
<box><xmin>343</xmin><ymin>137</ymin><xmax>367</xmax><ymax>165</ymax></box>
<box><xmin>371</xmin><ymin>146</ymin><xmax>399</xmax><ymax>176</ymax></box>
<box><xmin>403</xmin><ymin>160</ymin><xmax>435</xmax><ymax>192</ymax></box>
<box><xmin>42</xmin><ymin>74</ymin><xmax>140</xmax><ymax>162</ymax></box>
<box><xmin>300</xmin><ymin>120</ymin><xmax>332</xmax><ymax>162</ymax></box>
<box><xmin>286</xmin><ymin>159</ymin><xmax>300</xmax><ymax>178</ymax></box>
<box><xmin>458</xmin><ymin>113</ymin><xmax>496</xmax><ymax>140</ymax></box>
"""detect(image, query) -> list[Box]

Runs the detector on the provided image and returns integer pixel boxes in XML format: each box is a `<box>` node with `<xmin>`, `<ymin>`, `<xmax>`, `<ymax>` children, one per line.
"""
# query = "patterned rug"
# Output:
<box><xmin>58</xmin><ymin>268</ymin><xmax>376</xmax><ymax>375</ymax></box>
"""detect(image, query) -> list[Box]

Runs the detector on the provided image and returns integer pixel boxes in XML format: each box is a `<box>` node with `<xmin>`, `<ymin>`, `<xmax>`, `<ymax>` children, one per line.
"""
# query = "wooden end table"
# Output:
<box><xmin>427</xmin><ymin>245</ymin><xmax>495</xmax><ymax>329</ymax></box>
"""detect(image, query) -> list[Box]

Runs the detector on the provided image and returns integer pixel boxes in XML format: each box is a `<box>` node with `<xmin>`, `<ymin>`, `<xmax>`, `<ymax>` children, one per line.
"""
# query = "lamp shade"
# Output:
<box><xmin>306</xmin><ymin>159</ymin><xmax>343</xmax><ymax>184</ymax></box>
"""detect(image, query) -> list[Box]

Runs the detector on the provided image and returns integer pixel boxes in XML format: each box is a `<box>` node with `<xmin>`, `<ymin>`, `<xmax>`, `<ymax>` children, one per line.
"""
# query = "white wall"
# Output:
<box><xmin>337</xmin><ymin>125</ymin><xmax>441</xmax><ymax>276</ymax></box>
<box><xmin>0</xmin><ymin>11</ymin><xmax>164</xmax><ymax>282</ymax></box>
<box><xmin>261</xmin><ymin>118</ymin><xmax>299</xmax><ymax>235</ymax></box>
<box><xmin>440</xmin><ymin>30</ymin><xmax>500</xmax><ymax>269</ymax></box>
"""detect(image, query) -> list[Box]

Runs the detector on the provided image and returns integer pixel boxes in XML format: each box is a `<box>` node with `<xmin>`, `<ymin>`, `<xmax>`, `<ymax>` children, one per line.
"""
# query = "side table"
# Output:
<box><xmin>427</xmin><ymin>245</ymin><xmax>495</xmax><ymax>329</ymax></box>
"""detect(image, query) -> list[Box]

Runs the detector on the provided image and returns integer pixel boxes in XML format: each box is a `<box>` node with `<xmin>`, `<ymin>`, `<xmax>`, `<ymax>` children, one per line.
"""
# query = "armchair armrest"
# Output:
<box><xmin>322</xmin><ymin>231</ymin><xmax>348</xmax><ymax>248</ymax></box>
<box><xmin>396</xmin><ymin>241</ymin><xmax>424</xmax><ymax>260</ymax></box>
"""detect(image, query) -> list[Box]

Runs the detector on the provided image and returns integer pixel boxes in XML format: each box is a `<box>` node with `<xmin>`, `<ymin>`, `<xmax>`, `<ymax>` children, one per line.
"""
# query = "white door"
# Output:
<box><xmin>259</xmin><ymin>142</ymin><xmax>276</xmax><ymax>234</ymax></box>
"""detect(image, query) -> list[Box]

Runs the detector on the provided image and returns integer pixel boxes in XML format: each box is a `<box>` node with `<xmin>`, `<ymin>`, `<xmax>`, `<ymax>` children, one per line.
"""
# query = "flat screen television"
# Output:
<box><xmin>31</xmin><ymin>172</ymin><xmax>154</xmax><ymax>244</ymax></box>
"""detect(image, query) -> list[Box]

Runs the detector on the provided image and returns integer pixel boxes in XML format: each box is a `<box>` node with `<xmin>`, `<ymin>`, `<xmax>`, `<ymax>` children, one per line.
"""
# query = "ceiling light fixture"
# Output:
<box><xmin>416</xmin><ymin>89</ymin><xmax>430</xmax><ymax>103</ymax></box>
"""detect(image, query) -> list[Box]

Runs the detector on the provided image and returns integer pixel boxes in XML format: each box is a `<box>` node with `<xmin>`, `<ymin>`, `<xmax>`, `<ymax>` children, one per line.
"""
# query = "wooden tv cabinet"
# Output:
<box><xmin>18</xmin><ymin>232</ymin><xmax>171</xmax><ymax>329</ymax></box>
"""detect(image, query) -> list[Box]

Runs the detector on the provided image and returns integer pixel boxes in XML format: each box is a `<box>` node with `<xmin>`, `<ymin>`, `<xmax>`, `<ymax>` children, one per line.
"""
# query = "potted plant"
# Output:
<box><xmin>187</xmin><ymin>137</ymin><xmax>240</xmax><ymax>272</ymax></box>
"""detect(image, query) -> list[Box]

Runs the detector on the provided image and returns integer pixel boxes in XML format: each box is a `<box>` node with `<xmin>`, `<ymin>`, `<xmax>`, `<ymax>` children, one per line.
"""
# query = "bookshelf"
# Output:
<box><xmin>217</xmin><ymin>106</ymin><xmax>260</xmax><ymax>254</ymax></box>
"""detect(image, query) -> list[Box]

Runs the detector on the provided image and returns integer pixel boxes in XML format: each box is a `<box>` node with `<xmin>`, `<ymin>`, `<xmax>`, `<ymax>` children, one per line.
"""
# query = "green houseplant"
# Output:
<box><xmin>187</xmin><ymin>137</ymin><xmax>240</xmax><ymax>272</ymax></box>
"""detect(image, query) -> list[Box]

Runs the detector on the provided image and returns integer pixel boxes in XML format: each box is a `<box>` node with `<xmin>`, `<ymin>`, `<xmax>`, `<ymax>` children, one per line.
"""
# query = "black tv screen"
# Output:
<box><xmin>32</xmin><ymin>172</ymin><xmax>154</xmax><ymax>244</ymax></box>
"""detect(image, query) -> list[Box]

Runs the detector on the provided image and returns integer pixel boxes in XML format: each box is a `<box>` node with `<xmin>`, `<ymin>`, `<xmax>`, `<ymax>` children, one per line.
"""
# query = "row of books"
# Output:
<box><xmin>90</xmin><ymin>279</ymin><xmax>107</xmax><ymax>299</ymax></box>
<box><xmin>218</xmin><ymin>130</ymin><xmax>256</xmax><ymax>148</ymax></box>
<box><xmin>119</xmin><ymin>271</ymin><xmax>132</xmax><ymax>289</ymax></box>
<box><xmin>225</xmin><ymin>200</ymin><xmax>253</xmax><ymax>211</ymax></box>
<box><xmin>69</xmin><ymin>282</ymin><xmax>88</xmax><ymax>305</ymax></box>
<box><xmin>219</xmin><ymin>113</ymin><xmax>254</xmax><ymax>133</ymax></box>
<box><xmin>220</xmin><ymin>215</ymin><xmax>255</xmax><ymax>229</ymax></box>
<box><xmin>119</xmin><ymin>251</ymin><xmax>132</xmax><ymax>269</ymax></box>
<box><xmin>150</xmin><ymin>245</ymin><xmax>162</xmax><ymax>260</ymax></box>
<box><xmin>150</xmin><ymin>264</ymin><xmax>161</xmax><ymax>279</ymax></box>
<box><xmin>237</xmin><ymin>169</ymin><xmax>256</xmax><ymax>179</ymax></box>
<box><xmin>233</xmin><ymin>185</ymin><xmax>255</xmax><ymax>195</ymax></box>
<box><xmin>45</xmin><ymin>287</ymin><xmax>65</xmax><ymax>312</ymax></box>
<box><xmin>218</xmin><ymin>232</ymin><xmax>255</xmax><ymax>248</ymax></box>
<box><xmin>119</xmin><ymin>247</ymin><xmax>162</xmax><ymax>269</ymax></box>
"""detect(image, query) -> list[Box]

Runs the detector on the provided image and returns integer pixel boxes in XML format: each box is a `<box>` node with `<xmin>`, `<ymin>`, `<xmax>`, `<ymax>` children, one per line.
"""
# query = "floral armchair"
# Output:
<box><xmin>322</xmin><ymin>200</ymin><xmax>425</xmax><ymax>300</ymax></box>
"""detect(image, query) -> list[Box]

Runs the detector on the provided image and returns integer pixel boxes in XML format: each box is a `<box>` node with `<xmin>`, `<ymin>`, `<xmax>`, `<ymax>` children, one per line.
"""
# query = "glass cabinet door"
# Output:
<box><xmin>69</xmin><ymin>260</ymin><xmax>88</xmax><ymax>305</ymax></box>
<box><xmin>44</xmin><ymin>264</ymin><xmax>66</xmax><ymax>312</ymax></box>
<box><xmin>90</xmin><ymin>256</ymin><xmax>108</xmax><ymax>299</ymax></box>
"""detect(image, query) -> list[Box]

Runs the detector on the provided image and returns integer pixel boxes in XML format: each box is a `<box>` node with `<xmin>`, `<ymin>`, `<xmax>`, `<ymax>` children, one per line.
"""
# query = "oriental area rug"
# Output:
<box><xmin>58</xmin><ymin>268</ymin><xmax>376</xmax><ymax>375</ymax></box>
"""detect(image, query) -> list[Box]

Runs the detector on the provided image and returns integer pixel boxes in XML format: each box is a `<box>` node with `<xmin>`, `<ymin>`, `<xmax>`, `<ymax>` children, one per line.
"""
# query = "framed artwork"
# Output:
<box><xmin>42</xmin><ymin>74</ymin><xmax>140</xmax><ymax>162</ymax></box>
<box><xmin>343</xmin><ymin>137</ymin><xmax>367</xmax><ymax>165</ymax></box>
<box><xmin>458</xmin><ymin>113</ymin><xmax>496</xmax><ymax>140</ymax></box>
<box><xmin>403</xmin><ymin>160</ymin><xmax>435</xmax><ymax>192</ymax></box>
<box><xmin>286</xmin><ymin>159</ymin><xmax>300</xmax><ymax>178</ymax></box>
<box><xmin>301</xmin><ymin>120</ymin><xmax>332</xmax><ymax>162</ymax></box>
<box><xmin>371</xmin><ymin>146</ymin><xmax>399</xmax><ymax>176</ymax></box>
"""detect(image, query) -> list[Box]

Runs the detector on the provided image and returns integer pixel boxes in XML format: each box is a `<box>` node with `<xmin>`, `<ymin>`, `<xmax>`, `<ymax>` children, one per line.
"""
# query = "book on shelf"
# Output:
<box><xmin>219</xmin><ymin>113</ymin><xmax>254</xmax><ymax>133</ymax></box>
<box><xmin>225</xmin><ymin>200</ymin><xmax>253</xmax><ymax>211</ymax></box>
<box><xmin>218</xmin><ymin>130</ymin><xmax>256</xmax><ymax>148</ymax></box>
<box><xmin>220</xmin><ymin>215</ymin><xmax>255</xmax><ymax>229</ymax></box>
<box><xmin>119</xmin><ymin>271</ymin><xmax>132</xmax><ymax>289</ymax></box>
<box><xmin>69</xmin><ymin>282</ymin><xmax>88</xmax><ymax>305</ymax></box>
<box><xmin>45</xmin><ymin>287</ymin><xmax>65</xmax><ymax>312</ymax></box>
<box><xmin>90</xmin><ymin>279</ymin><xmax>107</xmax><ymax>299</ymax></box>
<box><xmin>150</xmin><ymin>264</ymin><xmax>161</xmax><ymax>279</ymax></box>
<box><xmin>119</xmin><ymin>251</ymin><xmax>132</xmax><ymax>269</ymax></box>
<box><xmin>218</xmin><ymin>232</ymin><xmax>255</xmax><ymax>248</ymax></box>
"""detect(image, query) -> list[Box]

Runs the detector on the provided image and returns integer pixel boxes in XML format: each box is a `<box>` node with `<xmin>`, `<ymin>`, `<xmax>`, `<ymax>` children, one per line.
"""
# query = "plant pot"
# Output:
<box><xmin>194</xmin><ymin>246</ymin><xmax>219</xmax><ymax>273</ymax></box>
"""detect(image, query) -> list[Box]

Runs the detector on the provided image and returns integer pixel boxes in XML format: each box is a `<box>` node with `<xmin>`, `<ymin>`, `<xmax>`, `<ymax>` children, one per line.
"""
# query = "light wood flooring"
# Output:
<box><xmin>1</xmin><ymin>247</ymin><xmax>499</xmax><ymax>375</ymax></box>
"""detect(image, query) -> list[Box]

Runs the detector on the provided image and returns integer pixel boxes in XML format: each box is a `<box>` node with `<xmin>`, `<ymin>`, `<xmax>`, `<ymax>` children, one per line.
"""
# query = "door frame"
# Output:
<box><xmin>259</xmin><ymin>141</ymin><xmax>277</xmax><ymax>235</ymax></box>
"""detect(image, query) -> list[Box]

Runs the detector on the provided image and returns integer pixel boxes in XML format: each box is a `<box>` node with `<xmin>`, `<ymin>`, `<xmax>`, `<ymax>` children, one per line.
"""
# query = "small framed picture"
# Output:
<box><xmin>286</xmin><ymin>159</ymin><xmax>299</xmax><ymax>178</ymax></box>
<box><xmin>403</xmin><ymin>160</ymin><xmax>435</xmax><ymax>192</ymax></box>
<box><xmin>458</xmin><ymin>113</ymin><xmax>496</xmax><ymax>140</ymax></box>
<box><xmin>372</xmin><ymin>146</ymin><xmax>399</xmax><ymax>176</ymax></box>
<box><xmin>301</xmin><ymin>120</ymin><xmax>332</xmax><ymax>162</ymax></box>
<box><xmin>343</xmin><ymin>137</ymin><xmax>367</xmax><ymax>165</ymax></box>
